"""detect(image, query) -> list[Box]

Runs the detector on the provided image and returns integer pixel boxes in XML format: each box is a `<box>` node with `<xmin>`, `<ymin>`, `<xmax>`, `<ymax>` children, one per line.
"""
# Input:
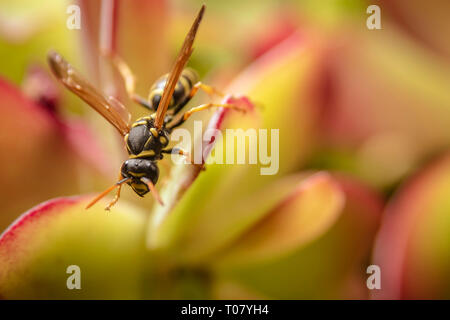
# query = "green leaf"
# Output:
<box><xmin>211</xmin><ymin>172</ymin><xmax>345</xmax><ymax>269</ymax></box>
<box><xmin>0</xmin><ymin>197</ymin><xmax>149</xmax><ymax>299</ymax></box>
<box><xmin>212</xmin><ymin>174</ymin><xmax>383</xmax><ymax>299</ymax></box>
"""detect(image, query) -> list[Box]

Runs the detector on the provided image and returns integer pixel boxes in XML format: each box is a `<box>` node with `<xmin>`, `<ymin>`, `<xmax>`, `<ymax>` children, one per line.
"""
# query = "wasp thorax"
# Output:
<box><xmin>125</xmin><ymin>118</ymin><xmax>170</xmax><ymax>158</ymax></box>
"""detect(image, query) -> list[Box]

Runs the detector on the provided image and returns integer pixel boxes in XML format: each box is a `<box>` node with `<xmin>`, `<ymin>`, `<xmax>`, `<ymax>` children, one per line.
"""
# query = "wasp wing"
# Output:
<box><xmin>154</xmin><ymin>4</ymin><xmax>205</xmax><ymax>129</ymax></box>
<box><xmin>47</xmin><ymin>51</ymin><xmax>131</xmax><ymax>136</ymax></box>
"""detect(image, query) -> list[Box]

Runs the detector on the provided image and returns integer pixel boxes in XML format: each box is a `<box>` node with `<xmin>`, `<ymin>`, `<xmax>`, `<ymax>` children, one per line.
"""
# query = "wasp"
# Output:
<box><xmin>48</xmin><ymin>5</ymin><xmax>244</xmax><ymax>210</ymax></box>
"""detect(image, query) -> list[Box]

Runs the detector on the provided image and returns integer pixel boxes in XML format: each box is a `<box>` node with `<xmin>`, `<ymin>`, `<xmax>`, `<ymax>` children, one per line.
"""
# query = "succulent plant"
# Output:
<box><xmin>1</xmin><ymin>0</ymin><xmax>450</xmax><ymax>299</ymax></box>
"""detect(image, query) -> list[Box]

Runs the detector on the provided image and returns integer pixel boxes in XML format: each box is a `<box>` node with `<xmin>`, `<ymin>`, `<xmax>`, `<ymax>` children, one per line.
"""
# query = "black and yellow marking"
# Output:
<box><xmin>130</xmin><ymin>182</ymin><xmax>149</xmax><ymax>195</ymax></box>
<box><xmin>128</xmin><ymin>172</ymin><xmax>146</xmax><ymax>177</ymax></box>
<box><xmin>129</xmin><ymin>150</ymin><xmax>156</xmax><ymax>159</ymax></box>
<box><xmin>131</xmin><ymin>120</ymin><xmax>148</xmax><ymax>128</ymax></box>
<box><xmin>135</xmin><ymin>116</ymin><xmax>152</xmax><ymax>122</ymax></box>
<box><xmin>147</xmin><ymin>68</ymin><xmax>199</xmax><ymax>111</ymax></box>
<box><xmin>182</xmin><ymin>68</ymin><xmax>199</xmax><ymax>86</ymax></box>
<box><xmin>124</xmin><ymin>133</ymin><xmax>131</xmax><ymax>153</ymax></box>
<box><xmin>143</xmin><ymin>135</ymin><xmax>153</xmax><ymax>149</ymax></box>
<box><xmin>159</xmin><ymin>136</ymin><xmax>168</xmax><ymax>145</ymax></box>
<box><xmin>150</xmin><ymin>128</ymin><xmax>159</xmax><ymax>137</ymax></box>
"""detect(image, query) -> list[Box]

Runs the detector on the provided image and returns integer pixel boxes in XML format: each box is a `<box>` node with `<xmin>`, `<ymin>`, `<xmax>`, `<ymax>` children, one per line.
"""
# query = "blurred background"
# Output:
<box><xmin>0</xmin><ymin>0</ymin><xmax>450</xmax><ymax>299</ymax></box>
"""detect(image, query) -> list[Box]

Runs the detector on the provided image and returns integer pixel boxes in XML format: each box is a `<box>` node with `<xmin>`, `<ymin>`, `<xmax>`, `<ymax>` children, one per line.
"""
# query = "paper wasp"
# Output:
<box><xmin>48</xmin><ymin>5</ymin><xmax>244</xmax><ymax>210</ymax></box>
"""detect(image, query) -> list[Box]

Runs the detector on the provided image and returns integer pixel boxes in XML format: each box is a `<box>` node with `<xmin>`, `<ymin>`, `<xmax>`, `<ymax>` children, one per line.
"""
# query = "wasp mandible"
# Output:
<box><xmin>48</xmin><ymin>5</ymin><xmax>245</xmax><ymax>210</ymax></box>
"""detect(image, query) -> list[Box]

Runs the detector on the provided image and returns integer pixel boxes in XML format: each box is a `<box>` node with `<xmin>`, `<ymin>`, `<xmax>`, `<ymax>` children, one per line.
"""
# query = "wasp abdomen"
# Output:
<box><xmin>148</xmin><ymin>68</ymin><xmax>199</xmax><ymax>111</ymax></box>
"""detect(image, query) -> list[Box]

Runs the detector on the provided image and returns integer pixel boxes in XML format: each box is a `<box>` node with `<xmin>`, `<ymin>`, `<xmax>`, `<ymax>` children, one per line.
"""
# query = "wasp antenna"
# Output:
<box><xmin>86</xmin><ymin>178</ymin><xmax>130</xmax><ymax>209</ymax></box>
<box><xmin>142</xmin><ymin>177</ymin><xmax>164</xmax><ymax>206</ymax></box>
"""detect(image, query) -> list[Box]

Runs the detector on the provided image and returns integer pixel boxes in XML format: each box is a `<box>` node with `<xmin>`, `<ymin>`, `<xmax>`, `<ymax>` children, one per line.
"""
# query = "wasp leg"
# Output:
<box><xmin>162</xmin><ymin>148</ymin><xmax>192</xmax><ymax>164</ymax></box>
<box><xmin>170</xmin><ymin>83</ymin><xmax>224</xmax><ymax>116</ymax></box>
<box><xmin>182</xmin><ymin>103</ymin><xmax>246</xmax><ymax>121</ymax></box>
<box><xmin>104</xmin><ymin>52</ymin><xmax>154</xmax><ymax>111</ymax></box>
<box><xmin>162</xmin><ymin>148</ymin><xmax>206</xmax><ymax>170</ymax></box>
<box><xmin>168</xmin><ymin>103</ymin><xmax>246</xmax><ymax>130</ymax></box>
<box><xmin>189</xmin><ymin>82</ymin><xmax>224</xmax><ymax>99</ymax></box>
<box><xmin>105</xmin><ymin>172</ymin><xmax>127</xmax><ymax>211</ymax></box>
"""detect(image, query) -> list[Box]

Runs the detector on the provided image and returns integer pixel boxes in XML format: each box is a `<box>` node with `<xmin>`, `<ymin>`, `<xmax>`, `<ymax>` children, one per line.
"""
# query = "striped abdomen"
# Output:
<box><xmin>148</xmin><ymin>68</ymin><xmax>198</xmax><ymax>111</ymax></box>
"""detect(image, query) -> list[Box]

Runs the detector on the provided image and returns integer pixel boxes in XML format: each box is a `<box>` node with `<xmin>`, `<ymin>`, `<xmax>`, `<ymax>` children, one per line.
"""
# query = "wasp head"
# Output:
<box><xmin>121</xmin><ymin>159</ymin><xmax>159</xmax><ymax>196</ymax></box>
